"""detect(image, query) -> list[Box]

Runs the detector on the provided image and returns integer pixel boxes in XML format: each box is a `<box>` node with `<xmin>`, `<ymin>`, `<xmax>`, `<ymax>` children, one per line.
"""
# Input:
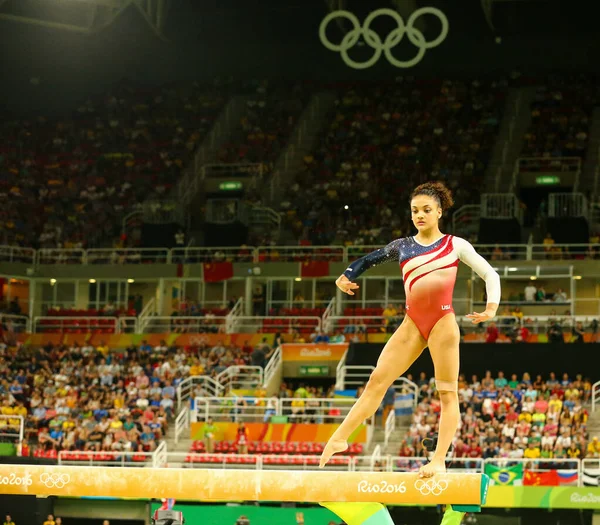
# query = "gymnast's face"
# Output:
<box><xmin>410</xmin><ymin>195</ymin><xmax>442</xmax><ymax>232</ymax></box>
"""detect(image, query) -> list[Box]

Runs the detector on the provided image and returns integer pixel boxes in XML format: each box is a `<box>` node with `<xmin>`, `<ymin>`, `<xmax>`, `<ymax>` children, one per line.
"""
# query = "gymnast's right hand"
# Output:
<box><xmin>336</xmin><ymin>274</ymin><xmax>360</xmax><ymax>295</ymax></box>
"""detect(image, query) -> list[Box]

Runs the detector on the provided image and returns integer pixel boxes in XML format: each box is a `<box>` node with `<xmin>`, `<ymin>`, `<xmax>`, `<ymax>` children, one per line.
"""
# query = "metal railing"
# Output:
<box><xmin>171</xmin><ymin>247</ymin><xmax>254</xmax><ymax>263</ymax></box>
<box><xmin>0</xmin><ymin>415</ymin><xmax>24</xmax><ymax>445</ymax></box>
<box><xmin>517</xmin><ymin>156</ymin><xmax>582</xmax><ymax>173</ymax></box>
<box><xmin>0</xmin><ymin>245</ymin><xmax>36</xmax><ymax>264</ymax></box>
<box><xmin>2</xmin><ymin>242</ymin><xmax>600</xmax><ymax>265</ymax></box>
<box><xmin>336</xmin><ymin>366</ymin><xmax>418</xmax><ymax>409</ymax></box>
<box><xmin>0</xmin><ymin>314</ymin><xmax>30</xmax><ymax>333</ymax></box>
<box><xmin>140</xmin><ymin>315</ymin><xmax>228</xmax><ymax>333</ymax></box>
<box><xmin>262</xmin><ymin>345</ymin><xmax>282</xmax><ymax>388</ymax></box>
<box><xmin>231</xmin><ymin>315</ymin><xmax>321</xmax><ymax>333</ymax></box>
<box><xmin>216</xmin><ymin>365</ymin><xmax>264</xmax><ymax>394</ymax></box>
<box><xmin>177</xmin><ymin>376</ymin><xmax>222</xmax><ymax>411</ymax></box>
<box><xmin>33</xmin><ymin>316</ymin><xmax>120</xmax><ymax>333</ymax></box>
<box><xmin>384</xmin><ymin>410</ymin><xmax>395</xmax><ymax>448</ymax></box>
<box><xmin>592</xmin><ymin>381</ymin><xmax>600</xmax><ymax>412</ymax></box>
<box><xmin>175</xmin><ymin>407</ymin><xmax>190</xmax><ymax>444</ymax></box>
<box><xmin>192</xmin><ymin>396</ymin><xmax>360</xmax><ymax>424</ymax></box>
<box><xmin>175</xmin><ymin>452</ymin><xmax>355</xmax><ymax>471</ymax></box>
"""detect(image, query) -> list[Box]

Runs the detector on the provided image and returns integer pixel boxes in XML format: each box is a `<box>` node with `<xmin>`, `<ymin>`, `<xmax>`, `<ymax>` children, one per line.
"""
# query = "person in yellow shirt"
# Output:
<box><xmin>42</xmin><ymin>515</ymin><xmax>56</xmax><ymax>525</ymax></box>
<box><xmin>96</xmin><ymin>341</ymin><xmax>110</xmax><ymax>357</ymax></box>
<box><xmin>3</xmin><ymin>514</ymin><xmax>16</xmax><ymax>525</ymax></box>
<box><xmin>587</xmin><ymin>437</ymin><xmax>600</xmax><ymax>457</ymax></box>
<box><xmin>567</xmin><ymin>443</ymin><xmax>581</xmax><ymax>459</ymax></box>
<box><xmin>523</xmin><ymin>442</ymin><xmax>541</xmax><ymax>459</ymax></box>
<box><xmin>548</xmin><ymin>394</ymin><xmax>563</xmax><ymax>413</ymax></box>
<box><xmin>109</xmin><ymin>417</ymin><xmax>123</xmax><ymax>431</ymax></box>
<box><xmin>189</xmin><ymin>360</ymin><xmax>204</xmax><ymax>376</ymax></box>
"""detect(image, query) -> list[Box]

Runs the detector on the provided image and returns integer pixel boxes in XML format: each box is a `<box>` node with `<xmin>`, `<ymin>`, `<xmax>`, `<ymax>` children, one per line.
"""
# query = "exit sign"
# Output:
<box><xmin>299</xmin><ymin>365</ymin><xmax>329</xmax><ymax>377</ymax></box>
<box><xmin>536</xmin><ymin>176</ymin><xmax>560</xmax><ymax>185</ymax></box>
<box><xmin>219</xmin><ymin>181</ymin><xmax>243</xmax><ymax>191</ymax></box>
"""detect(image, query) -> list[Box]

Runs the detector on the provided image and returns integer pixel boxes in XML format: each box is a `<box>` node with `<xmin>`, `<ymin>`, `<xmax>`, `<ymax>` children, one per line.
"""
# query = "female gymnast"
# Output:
<box><xmin>319</xmin><ymin>181</ymin><xmax>501</xmax><ymax>477</ymax></box>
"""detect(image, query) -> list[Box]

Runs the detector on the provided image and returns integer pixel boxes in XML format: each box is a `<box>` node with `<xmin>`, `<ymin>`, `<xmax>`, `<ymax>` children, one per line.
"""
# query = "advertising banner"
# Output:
<box><xmin>281</xmin><ymin>343</ymin><xmax>348</xmax><ymax>362</ymax></box>
<box><xmin>485</xmin><ymin>486</ymin><xmax>600</xmax><ymax>509</ymax></box>
<box><xmin>190</xmin><ymin>422</ymin><xmax>367</xmax><ymax>443</ymax></box>
<box><xmin>18</xmin><ymin>332</ymin><xmax>270</xmax><ymax>348</ymax></box>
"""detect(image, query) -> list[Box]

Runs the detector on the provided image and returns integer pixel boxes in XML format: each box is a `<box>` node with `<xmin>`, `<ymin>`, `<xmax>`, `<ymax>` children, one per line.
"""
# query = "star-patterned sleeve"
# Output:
<box><xmin>342</xmin><ymin>239</ymin><xmax>401</xmax><ymax>280</ymax></box>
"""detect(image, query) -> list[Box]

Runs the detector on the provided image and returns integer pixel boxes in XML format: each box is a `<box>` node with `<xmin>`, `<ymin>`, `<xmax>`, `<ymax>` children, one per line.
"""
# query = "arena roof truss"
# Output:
<box><xmin>0</xmin><ymin>0</ymin><xmax>170</xmax><ymax>38</ymax></box>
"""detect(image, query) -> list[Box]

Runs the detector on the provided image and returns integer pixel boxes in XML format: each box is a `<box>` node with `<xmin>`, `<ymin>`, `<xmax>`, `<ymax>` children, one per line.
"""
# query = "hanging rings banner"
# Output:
<box><xmin>319</xmin><ymin>7</ymin><xmax>449</xmax><ymax>69</ymax></box>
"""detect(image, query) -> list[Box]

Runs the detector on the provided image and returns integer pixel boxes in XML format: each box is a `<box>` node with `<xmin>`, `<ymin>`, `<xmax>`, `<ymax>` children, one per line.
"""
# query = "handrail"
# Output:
<box><xmin>263</xmin><ymin>345</ymin><xmax>282</xmax><ymax>388</ymax></box>
<box><xmin>0</xmin><ymin>314</ymin><xmax>31</xmax><ymax>333</ymax></box>
<box><xmin>2</xmin><ymin>242</ymin><xmax>600</xmax><ymax>265</ymax></box>
<box><xmin>33</xmin><ymin>316</ymin><xmax>119</xmax><ymax>333</ymax></box>
<box><xmin>370</xmin><ymin>444</ymin><xmax>381</xmax><ymax>470</ymax></box>
<box><xmin>593</xmin><ymin>380</ymin><xmax>600</xmax><ymax>412</ymax></box>
<box><xmin>384</xmin><ymin>410</ymin><xmax>395</xmax><ymax>448</ymax></box>
<box><xmin>175</xmin><ymin>405</ymin><xmax>190</xmax><ymax>444</ymax></box>
<box><xmin>0</xmin><ymin>415</ymin><xmax>24</xmax><ymax>445</ymax></box>
<box><xmin>177</xmin><ymin>375</ymin><xmax>222</xmax><ymax>411</ymax></box>
<box><xmin>58</xmin><ymin>448</ymin><xmax>158</xmax><ymax>466</ymax></box>
<box><xmin>335</xmin><ymin>347</ymin><xmax>349</xmax><ymax>390</ymax></box>
<box><xmin>153</xmin><ymin>440</ymin><xmax>168</xmax><ymax>467</ymax></box>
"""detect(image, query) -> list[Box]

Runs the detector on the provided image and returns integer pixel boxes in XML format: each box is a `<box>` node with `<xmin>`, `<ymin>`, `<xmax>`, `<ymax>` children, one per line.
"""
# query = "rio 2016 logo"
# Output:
<box><xmin>0</xmin><ymin>473</ymin><xmax>33</xmax><ymax>487</ymax></box>
<box><xmin>357</xmin><ymin>480</ymin><xmax>407</xmax><ymax>494</ymax></box>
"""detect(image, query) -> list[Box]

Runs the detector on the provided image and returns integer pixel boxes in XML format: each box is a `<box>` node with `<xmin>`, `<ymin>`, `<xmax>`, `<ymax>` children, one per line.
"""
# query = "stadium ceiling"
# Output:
<box><xmin>0</xmin><ymin>0</ymin><xmax>170</xmax><ymax>38</ymax></box>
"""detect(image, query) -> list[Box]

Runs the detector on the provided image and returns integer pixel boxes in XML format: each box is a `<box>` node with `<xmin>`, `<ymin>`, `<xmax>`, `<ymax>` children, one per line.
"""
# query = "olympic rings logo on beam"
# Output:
<box><xmin>414</xmin><ymin>478</ymin><xmax>449</xmax><ymax>496</ymax></box>
<box><xmin>319</xmin><ymin>7</ymin><xmax>449</xmax><ymax>70</ymax></box>
<box><xmin>40</xmin><ymin>473</ymin><xmax>71</xmax><ymax>489</ymax></box>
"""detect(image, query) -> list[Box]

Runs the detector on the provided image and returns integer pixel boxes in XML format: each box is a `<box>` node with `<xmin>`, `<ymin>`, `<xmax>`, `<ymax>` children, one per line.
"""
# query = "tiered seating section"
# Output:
<box><xmin>281</xmin><ymin>78</ymin><xmax>505</xmax><ymax>244</ymax></box>
<box><xmin>37</xmin><ymin>307</ymin><xmax>136</xmax><ymax>334</ymax></box>
<box><xmin>0</xmin><ymin>80</ymin><xmax>226</xmax><ymax>248</ymax></box>
<box><xmin>185</xmin><ymin>440</ymin><xmax>363</xmax><ymax>466</ymax></box>
<box><xmin>262</xmin><ymin>307</ymin><xmax>325</xmax><ymax>333</ymax></box>
<box><xmin>521</xmin><ymin>75</ymin><xmax>598</xmax><ymax>159</ymax></box>
<box><xmin>401</xmin><ymin>372</ymin><xmax>592</xmax><ymax>461</ymax></box>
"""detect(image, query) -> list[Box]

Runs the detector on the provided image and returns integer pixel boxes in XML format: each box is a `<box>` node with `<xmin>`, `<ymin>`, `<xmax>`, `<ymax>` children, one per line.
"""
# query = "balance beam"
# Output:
<box><xmin>0</xmin><ymin>465</ymin><xmax>487</xmax><ymax>505</ymax></box>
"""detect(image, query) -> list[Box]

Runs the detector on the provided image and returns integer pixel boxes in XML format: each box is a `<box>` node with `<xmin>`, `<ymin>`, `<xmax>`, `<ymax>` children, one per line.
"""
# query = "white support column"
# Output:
<box><xmin>157</xmin><ymin>278</ymin><xmax>165</xmax><ymax>315</ymax></box>
<box><xmin>245</xmin><ymin>277</ymin><xmax>253</xmax><ymax>316</ymax></box>
<box><xmin>312</xmin><ymin>279</ymin><xmax>317</xmax><ymax>309</ymax></box>
<box><xmin>28</xmin><ymin>280</ymin><xmax>36</xmax><ymax>332</ymax></box>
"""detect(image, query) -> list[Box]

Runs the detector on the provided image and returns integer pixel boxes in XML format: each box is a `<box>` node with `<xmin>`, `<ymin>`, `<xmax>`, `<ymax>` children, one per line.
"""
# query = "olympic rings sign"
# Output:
<box><xmin>40</xmin><ymin>473</ymin><xmax>71</xmax><ymax>489</ymax></box>
<box><xmin>414</xmin><ymin>478</ymin><xmax>449</xmax><ymax>496</ymax></box>
<box><xmin>319</xmin><ymin>7</ymin><xmax>449</xmax><ymax>70</ymax></box>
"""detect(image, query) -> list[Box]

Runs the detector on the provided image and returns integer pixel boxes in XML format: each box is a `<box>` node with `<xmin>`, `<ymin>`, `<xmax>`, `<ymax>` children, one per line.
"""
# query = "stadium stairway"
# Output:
<box><xmin>366</xmin><ymin>415</ymin><xmax>412</xmax><ymax>456</ymax></box>
<box><xmin>485</xmin><ymin>86</ymin><xmax>538</xmax><ymax>193</ymax></box>
<box><xmin>587</xmin><ymin>409</ymin><xmax>600</xmax><ymax>441</ymax></box>
<box><xmin>267</xmin><ymin>90</ymin><xmax>337</xmax><ymax>207</ymax></box>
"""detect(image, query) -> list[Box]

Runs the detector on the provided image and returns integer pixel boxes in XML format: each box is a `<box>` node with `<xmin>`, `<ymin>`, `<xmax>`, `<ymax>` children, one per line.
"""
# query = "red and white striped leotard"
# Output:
<box><xmin>343</xmin><ymin>234</ymin><xmax>501</xmax><ymax>339</ymax></box>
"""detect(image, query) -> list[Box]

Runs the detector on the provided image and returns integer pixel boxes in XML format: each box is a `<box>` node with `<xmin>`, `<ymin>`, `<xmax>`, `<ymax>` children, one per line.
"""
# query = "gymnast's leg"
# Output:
<box><xmin>419</xmin><ymin>314</ymin><xmax>461</xmax><ymax>478</ymax></box>
<box><xmin>320</xmin><ymin>316</ymin><xmax>426</xmax><ymax>467</ymax></box>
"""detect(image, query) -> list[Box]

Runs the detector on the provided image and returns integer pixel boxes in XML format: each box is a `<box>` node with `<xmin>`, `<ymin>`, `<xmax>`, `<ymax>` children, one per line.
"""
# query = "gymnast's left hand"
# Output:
<box><xmin>465</xmin><ymin>308</ymin><xmax>496</xmax><ymax>324</ymax></box>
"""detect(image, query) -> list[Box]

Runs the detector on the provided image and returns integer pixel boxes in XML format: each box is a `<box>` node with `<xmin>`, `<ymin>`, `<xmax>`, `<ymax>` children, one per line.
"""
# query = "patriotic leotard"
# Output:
<box><xmin>343</xmin><ymin>235</ymin><xmax>501</xmax><ymax>339</ymax></box>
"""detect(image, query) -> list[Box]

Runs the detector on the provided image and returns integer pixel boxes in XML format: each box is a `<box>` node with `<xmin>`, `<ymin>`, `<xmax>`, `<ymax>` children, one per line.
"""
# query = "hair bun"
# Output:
<box><xmin>411</xmin><ymin>181</ymin><xmax>454</xmax><ymax>211</ymax></box>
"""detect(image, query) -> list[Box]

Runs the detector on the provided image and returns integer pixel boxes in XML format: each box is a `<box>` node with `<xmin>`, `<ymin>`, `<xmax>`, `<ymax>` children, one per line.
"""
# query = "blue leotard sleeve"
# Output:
<box><xmin>343</xmin><ymin>239</ymin><xmax>401</xmax><ymax>280</ymax></box>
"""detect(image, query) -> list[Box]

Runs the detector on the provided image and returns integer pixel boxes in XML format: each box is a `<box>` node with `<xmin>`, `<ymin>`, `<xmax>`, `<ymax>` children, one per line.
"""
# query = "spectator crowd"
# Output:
<box><xmin>398</xmin><ymin>371</ymin><xmax>596</xmax><ymax>469</ymax></box>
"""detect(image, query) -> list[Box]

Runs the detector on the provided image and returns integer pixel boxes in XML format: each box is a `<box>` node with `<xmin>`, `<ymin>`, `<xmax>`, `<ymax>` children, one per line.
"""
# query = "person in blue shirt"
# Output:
<box><xmin>139</xmin><ymin>340</ymin><xmax>152</xmax><ymax>353</ymax></box>
<box><xmin>162</xmin><ymin>380</ymin><xmax>175</xmax><ymax>399</ymax></box>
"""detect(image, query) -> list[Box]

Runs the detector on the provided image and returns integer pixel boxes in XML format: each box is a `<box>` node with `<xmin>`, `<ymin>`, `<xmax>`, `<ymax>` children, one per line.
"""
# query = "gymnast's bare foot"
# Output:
<box><xmin>319</xmin><ymin>438</ymin><xmax>348</xmax><ymax>468</ymax></box>
<box><xmin>419</xmin><ymin>457</ymin><xmax>446</xmax><ymax>478</ymax></box>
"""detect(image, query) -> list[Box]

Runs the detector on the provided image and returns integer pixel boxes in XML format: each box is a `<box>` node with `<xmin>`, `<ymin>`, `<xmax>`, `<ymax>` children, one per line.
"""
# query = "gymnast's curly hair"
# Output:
<box><xmin>410</xmin><ymin>181</ymin><xmax>455</xmax><ymax>211</ymax></box>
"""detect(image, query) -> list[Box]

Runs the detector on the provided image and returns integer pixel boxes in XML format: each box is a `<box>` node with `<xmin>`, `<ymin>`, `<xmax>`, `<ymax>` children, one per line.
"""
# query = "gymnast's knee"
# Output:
<box><xmin>435</xmin><ymin>379</ymin><xmax>458</xmax><ymax>394</ymax></box>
